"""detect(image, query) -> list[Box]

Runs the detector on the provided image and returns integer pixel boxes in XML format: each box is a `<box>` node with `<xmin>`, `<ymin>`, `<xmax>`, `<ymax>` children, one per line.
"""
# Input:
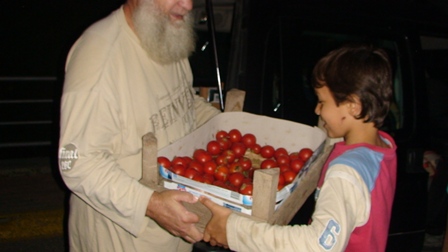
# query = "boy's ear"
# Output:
<box><xmin>347</xmin><ymin>95</ymin><xmax>362</xmax><ymax>117</ymax></box>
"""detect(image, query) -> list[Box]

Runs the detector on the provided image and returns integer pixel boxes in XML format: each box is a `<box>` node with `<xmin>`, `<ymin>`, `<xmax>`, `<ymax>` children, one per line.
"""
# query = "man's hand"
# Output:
<box><xmin>199</xmin><ymin>196</ymin><xmax>232</xmax><ymax>248</ymax></box>
<box><xmin>146</xmin><ymin>190</ymin><xmax>202</xmax><ymax>243</ymax></box>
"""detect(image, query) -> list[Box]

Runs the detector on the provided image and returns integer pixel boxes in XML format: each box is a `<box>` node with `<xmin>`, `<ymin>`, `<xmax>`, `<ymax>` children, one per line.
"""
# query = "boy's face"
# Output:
<box><xmin>314</xmin><ymin>85</ymin><xmax>353</xmax><ymax>139</ymax></box>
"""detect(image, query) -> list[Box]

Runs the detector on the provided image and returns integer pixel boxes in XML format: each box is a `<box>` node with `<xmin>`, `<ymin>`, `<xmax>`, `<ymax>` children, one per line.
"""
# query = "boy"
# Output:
<box><xmin>200</xmin><ymin>44</ymin><xmax>397</xmax><ymax>251</ymax></box>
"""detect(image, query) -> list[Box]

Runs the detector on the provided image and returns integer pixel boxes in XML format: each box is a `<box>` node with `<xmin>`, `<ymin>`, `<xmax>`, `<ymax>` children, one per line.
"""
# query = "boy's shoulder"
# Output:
<box><xmin>330</xmin><ymin>147</ymin><xmax>384</xmax><ymax>191</ymax></box>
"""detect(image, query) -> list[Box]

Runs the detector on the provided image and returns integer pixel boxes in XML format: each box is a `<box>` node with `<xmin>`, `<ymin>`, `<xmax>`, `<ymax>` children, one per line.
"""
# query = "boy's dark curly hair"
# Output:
<box><xmin>312</xmin><ymin>44</ymin><xmax>393</xmax><ymax>128</ymax></box>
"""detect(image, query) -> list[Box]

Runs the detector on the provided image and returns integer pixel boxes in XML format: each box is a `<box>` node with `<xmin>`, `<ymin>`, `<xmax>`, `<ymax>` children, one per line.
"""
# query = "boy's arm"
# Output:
<box><xmin>200</xmin><ymin>164</ymin><xmax>369</xmax><ymax>251</ymax></box>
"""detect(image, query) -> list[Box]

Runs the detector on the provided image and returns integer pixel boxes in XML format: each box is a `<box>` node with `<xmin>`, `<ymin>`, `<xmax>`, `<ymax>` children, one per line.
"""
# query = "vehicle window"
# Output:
<box><xmin>262</xmin><ymin>22</ymin><xmax>404</xmax><ymax>132</ymax></box>
<box><xmin>189</xmin><ymin>1</ymin><xmax>235</xmax><ymax>88</ymax></box>
<box><xmin>420</xmin><ymin>36</ymin><xmax>448</xmax><ymax>131</ymax></box>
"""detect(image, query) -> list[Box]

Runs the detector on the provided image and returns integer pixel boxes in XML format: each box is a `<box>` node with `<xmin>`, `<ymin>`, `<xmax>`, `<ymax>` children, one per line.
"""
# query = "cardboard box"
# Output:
<box><xmin>158</xmin><ymin>141</ymin><xmax>325</xmax><ymax>215</ymax></box>
<box><xmin>140</xmin><ymin>112</ymin><xmax>331</xmax><ymax>231</ymax></box>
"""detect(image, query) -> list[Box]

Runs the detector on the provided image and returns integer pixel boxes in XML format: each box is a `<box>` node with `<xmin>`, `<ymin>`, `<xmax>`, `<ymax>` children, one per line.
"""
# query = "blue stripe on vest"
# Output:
<box><xmin>329</xmin><ymin>147</ymin><xmax>383</xmax><ymax>192</ymax></box>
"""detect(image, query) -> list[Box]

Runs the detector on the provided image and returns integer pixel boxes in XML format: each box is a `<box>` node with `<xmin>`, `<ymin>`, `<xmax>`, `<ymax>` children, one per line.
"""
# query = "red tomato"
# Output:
<box><xmin>216</xmin><ymin>130</ymin><xmax>228</xmax><ymax>140</ymax></box>
<box><xmin>184</xmin><ymin>168</ymin><xmax>199</xmax><ymax>179</ymax></box>
<box><xmin>238</xmin><ymin>157</ymin><xmax>252</xmax><ymax>171</ymax></box>
<box><xmin>206</xmin><ymin>140</ymin><xmax>222</xmax><ymax>155</ymax></box>
<box><xmin>239</xmin><ymin>183</ymin><xmax>253</xmax><ymax>195</ymax></box>
<box><xmin>289</xmin><ymin>152</ymin><xmax>300</xmax><ymax>161</ymax></box>
<box><xmin>214</xmin><ymin>165</ymin><xmax>230</xmax><ymax>182</ymax></box>
<box><xmin>213</xmin><ymin>180</ymin><xmax>227</xmax><ymax>189</ymax></box>
<box><xmin>278</xmin><ymin>183</ymin><xmax>285</xmax><ymax>191</ymax></box>
<box><xmin>241</xmin><ymin>133</ymin><xmax>257</xmax><ymax>148</ymax></box>
<box><xmin>192</xmin><ymin>149</ymin><xmax>204</xmax><ymax>160</ymax></box>
<box><xmin>171</xmin><ymin>156</ymin><xmax>187</xmax><ymax>167</ymax></box>
<box><xmin>221</xmin><ymin>150</ymin><xmax>236</xmax><ymax>164</ymax></box>
<box><xmin>290</xmin><ymin>158</ymin><xmax>304</xmax><ymax>173</ymax></box>
<box><xmin>227</xmin><ymin>183</ymin><xmax>239</xmax><ymax>192</ymax></box>
<box><xmin>193</xmin><ymin>149</ymin><xmax>213</xmax><ymax>163</ymax></box>
<box><xmin>157</xmin><ymin>156</ymin><xmax>171</xmax><ymax>169</ymax></box>
<box><xmin>229</xmin><ymin>161</ymin><xmax>243</xmax><ymax>173</ymax></box>
<box><xmin>217</xmin><ymin>137</ymin><xmax>231</xmax><ymax>151</ymax></box>
<box><xmin>275</xmin><ymin>155</ymin><xmax>290</xmax><ymax>166</ymax></box>
<box><xmin>188</xmin><ymin>160</ymin><xmax>204</xmax><ymax>174</ymax></box>
<box><xmin>249</xmin><ymin>143</ymin><xmax>261</xmax><ymax>154</ymax></box>
<box><xmin>182</xmin><ymin>156</ymin><xmax>193</xmax><ymax>165</ymax></box>
<box><xmin>171</xmin><ymin>164</ymin><xmax>186</xmax><ymax>176</ymax></box>
<box><xmin>279</xmin><ymin>164</ymin><xmax>290</xmax><ymax>173</ymax></box>
<box><xmin>260</xmin><ymin>159</ymin><xmax>277</xmax><ymax>169</ymax></box>
<box><xmin>260</xmin><ymin>145</ymin><xmax>275</xmax><ymax>159</ymax></box>
<box><xmin>282</xmin><ymin>170</ymin><xmax>297</xmax><ymax>184</ymax></box>
<box><xmin>192</xmin><ymin>174</ymin><xmax>205</xmax><ymax>183</ymax></box>
<box><xmin>299</xmin><ymin>148</ymin><xmax>314</xmax><ymax>162</ymax></box>
<box><xmin>228</xmin><ymin>129</ymin><xmax>242</xmax><ymax>143</ymax></box>
<box><xmin>203</xmin><ymin>160</ymin><xmax>217</xmax><ymax>175</ymax></box>
<box><xmin>203</xmin><ymin>174</ymin><xmax>215</xmax><ymax>184</ymax></box>
<box><xmin>274</xmin><ymin>147</ymin><xmax>289</xmax><ymax>160</ymax></box>
<box><xmin>231</xmin><ymin>142</ymin><xmax>247</xmax><ymax>158</ymax></box>
<box><xmin>215</xmin><ymin>154</ymin><xmax>228</xmax><ymax>165</ymax></box>
<box><xmin>157</xmin><ymin>156</ymin><xmax>171</xmax><ymax>168</ymax></box>
<box><xmin>242</xmin><ymin>177</ymin><xmax>253</xmax><ymax>184</ymax></box>
<box><xmin>228</xmin><ymin>172</ymin><xmax>245</xmax><ymax>187</ymax></box>
<box><xmin>277</xmin><ymin>173</ymin><xmax>285</xmax><ymax>191</ymax></box>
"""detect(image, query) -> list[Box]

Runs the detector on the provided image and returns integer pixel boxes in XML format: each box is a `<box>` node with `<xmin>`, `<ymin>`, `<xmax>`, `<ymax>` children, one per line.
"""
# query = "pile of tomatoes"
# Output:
<box><xmin>157</xmin><ymin>129</ymin><xmax>313</xmax><ymax>196</ymax></box>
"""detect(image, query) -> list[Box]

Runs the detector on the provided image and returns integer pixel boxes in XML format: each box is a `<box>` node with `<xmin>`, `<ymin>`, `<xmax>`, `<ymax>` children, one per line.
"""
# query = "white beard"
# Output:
<box><xmin>132</xmin><ymin>0</ymin><xmax>196</xmax><ymax>64</ymax></box>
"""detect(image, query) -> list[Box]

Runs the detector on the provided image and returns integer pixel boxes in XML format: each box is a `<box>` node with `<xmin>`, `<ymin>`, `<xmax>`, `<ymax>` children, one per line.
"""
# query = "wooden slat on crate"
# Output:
<box><xmin>224</xmin><ymin>88</ymin><xmax>245</xmax><ymax>112</ymax></box>
<box><xmin>252</xmin><ymin>168</ymin><xmax>279</xmax><ymax>220</ymax></box>
<box><xmin>141</xmin><ymin>133</ymin><xmax>160</xmax><ymax>188</ymax></box>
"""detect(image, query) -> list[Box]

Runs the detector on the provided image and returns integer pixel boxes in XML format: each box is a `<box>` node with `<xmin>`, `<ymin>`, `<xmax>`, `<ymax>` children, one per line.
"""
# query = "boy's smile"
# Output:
<box><xmin>314</xmin><ymin>85</ymin><xmax>352</xmax><ymax>139</ymax></box>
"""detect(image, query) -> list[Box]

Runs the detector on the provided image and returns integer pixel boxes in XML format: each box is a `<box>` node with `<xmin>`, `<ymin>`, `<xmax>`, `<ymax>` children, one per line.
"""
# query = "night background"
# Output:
<box><xmin>1</xmin><ymin>1</ymin><xmax>448</xmax><ymax>251</ymax></box>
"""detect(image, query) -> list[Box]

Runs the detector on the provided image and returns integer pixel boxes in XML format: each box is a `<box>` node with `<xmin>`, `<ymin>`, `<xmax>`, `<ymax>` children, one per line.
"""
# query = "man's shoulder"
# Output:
<box><xmin>64</xmin><ymin>8</ymin><xmax>125</xmax><ymax>92</ymax></box>
<box><xmin>66</xmin><ymin>7</ymin><xmax>129</xmax><ymax>72</ymax></box>
<box><xmin>80</xmin><ymin>7</ymin><xmax>123</xmax><ymax>44</ymax></box>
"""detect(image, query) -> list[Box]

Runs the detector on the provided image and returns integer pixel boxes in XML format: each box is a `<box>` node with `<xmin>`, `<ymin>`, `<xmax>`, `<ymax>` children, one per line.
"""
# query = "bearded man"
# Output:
<box><xmin>58</xmin><ymin>0</ymin><xmax>220</xmax><ymax>251</ymax></box>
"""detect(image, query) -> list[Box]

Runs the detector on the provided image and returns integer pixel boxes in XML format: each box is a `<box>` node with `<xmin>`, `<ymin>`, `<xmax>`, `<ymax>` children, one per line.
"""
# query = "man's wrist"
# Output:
<box><xmin>146</xmin><ymin>191</ymin><xmax>160</xmax><ymax>218</ymax></box>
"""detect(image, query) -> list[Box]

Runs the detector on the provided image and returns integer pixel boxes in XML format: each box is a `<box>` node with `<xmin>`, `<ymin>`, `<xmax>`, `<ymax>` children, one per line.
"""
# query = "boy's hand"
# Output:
<box><xmin>199</xmin><ymin>196</ymin><xmax>232</xmax><ymax>248</ymax></box>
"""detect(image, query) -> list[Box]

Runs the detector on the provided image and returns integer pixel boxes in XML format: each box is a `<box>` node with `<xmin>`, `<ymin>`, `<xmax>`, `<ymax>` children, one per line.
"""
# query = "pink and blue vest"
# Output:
<box><xmin>316</xmin><ymin>131</ymin><xmax>397</xmax><ymax>251</ymax></box>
